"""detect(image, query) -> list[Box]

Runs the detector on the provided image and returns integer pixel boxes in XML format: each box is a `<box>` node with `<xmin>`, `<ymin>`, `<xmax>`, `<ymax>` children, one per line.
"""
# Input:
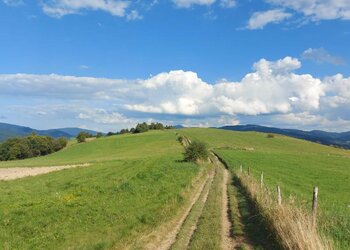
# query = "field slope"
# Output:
<box><xmin>0</xmin><ymin>130</ymin><xmax>200</xmax><ymax>249</ymax></box>
<box><xmin>181</xmin><ymin>128</ymin><xmax>350</xmax><ymax>249</ymax></box>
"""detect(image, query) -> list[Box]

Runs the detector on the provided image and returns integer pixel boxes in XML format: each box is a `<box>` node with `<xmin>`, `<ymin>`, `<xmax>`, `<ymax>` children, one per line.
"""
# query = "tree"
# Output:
<box><xmin>184</xmin><ymin>141</ymin><xmax>209</xmax><ymax>162</ymax></box>
<box><xmin>119</xmin><ymin>129</ymin><xmax>129</xmax><ymax>134</ymax></box>
<box><xmin>76</xmin><ymin>132</ymin><xmax>91</xmax><ymax>143</ymax></box>
<box><xmin>0</xmin><ymin>135</ymin><xmax>68</xmax><ymax>161</ymax></box>
<box><xmin>96</xmin><ymin>132</ymin><xmax>104</xmax><ymax>138</ymax></box>
<box><xmin>134</xmin><ymin>122</ymin><xmax>149</xmax><ymax>133</ymax></box>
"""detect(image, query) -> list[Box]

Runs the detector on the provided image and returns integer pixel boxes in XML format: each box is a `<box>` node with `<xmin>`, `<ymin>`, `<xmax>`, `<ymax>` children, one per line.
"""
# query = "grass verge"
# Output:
<box><xmin>235</xmin><ymin>171</ymin><xmax>333</xmax><ymax>250</ymax></box>
<box><xmin>170</xmin><ymin>168</ymin><xmax>214</xmax><ymax>250</ymax></box>
<box><xmin>188</xmin><ymin>165</ymin><xmax>223</xmax><ymax>250</ymax></box>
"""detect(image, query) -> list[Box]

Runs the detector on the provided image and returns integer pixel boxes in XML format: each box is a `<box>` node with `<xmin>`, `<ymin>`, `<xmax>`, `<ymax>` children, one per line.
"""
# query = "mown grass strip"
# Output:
<box><xmin>171</xmin><ymin>169</ymin><xmax>214</xmax><ymax>250</ymax></box>
<box><xmin>188</xmin><ymin>165</ymin><xmax>223</xmax><ymax>250</ymax></box>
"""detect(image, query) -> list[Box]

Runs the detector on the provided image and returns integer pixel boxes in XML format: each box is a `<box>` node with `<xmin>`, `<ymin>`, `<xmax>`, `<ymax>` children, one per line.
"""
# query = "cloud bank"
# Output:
<box><xmin>1</xmin><ymin>56</ymin><xmax>349</xmax><ymax>131</ymax></box>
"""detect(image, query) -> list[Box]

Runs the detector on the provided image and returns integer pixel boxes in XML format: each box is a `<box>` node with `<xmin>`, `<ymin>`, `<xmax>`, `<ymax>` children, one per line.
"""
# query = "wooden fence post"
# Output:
<box><xmin>260</xmin><ymin>172</ymin><xmax>264</xmax><ymax>188</ymax></box>
<box><xmin>240</xmin><ymin>165</ymin><xmax>243</xmax><ymax>173</ymax></box>
<box><xmin>277</xmin><ymin>186</ymin><xmax>282</xmax><ymax>206</ymax></box>
<box><xmin>312</xmin><ymin>187</ymin><xmax>318</xmax><ymax>226</ymax></box>
<box><xmin>248</xmin><ymin>167</ymin><xmax>250</xmax><ymax>176</ymax></box>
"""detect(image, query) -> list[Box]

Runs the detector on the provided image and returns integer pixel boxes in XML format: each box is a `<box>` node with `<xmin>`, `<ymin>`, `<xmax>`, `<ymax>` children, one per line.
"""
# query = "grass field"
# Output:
<box><xmin>0</xmin><ymin>131</ymin><xmax>200</xmax><ymax>249</ymax></box>
<box><xmin>181</xmin><ymin>128</ymin><xmax>350</xmax><ymax>249</ymax></box>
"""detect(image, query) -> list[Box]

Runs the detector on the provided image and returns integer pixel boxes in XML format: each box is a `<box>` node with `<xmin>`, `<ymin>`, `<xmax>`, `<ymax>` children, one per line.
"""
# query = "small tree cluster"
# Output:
<box><xmin>76</xmin><ymin>132</ymin><xmax>93</xmax><ymax>143</ymax></box>
<box><xmin>267</xmin><ymin>133</ymin><xmax>275</xmax><ymax>138</ymax></box>
<box><xmin>106</xmin><ymin>122</ymin><xmax>173</xmax><ymax>136</ymax></box>
<box><xmin>0</xmin><ymin>133</ymin><xmax>68</xmax><ymax>161</ymax></box>
<box><xmin>184</xmin><ymin>140</ymin><xmax>209</xmax><ymax>162</ymax></box>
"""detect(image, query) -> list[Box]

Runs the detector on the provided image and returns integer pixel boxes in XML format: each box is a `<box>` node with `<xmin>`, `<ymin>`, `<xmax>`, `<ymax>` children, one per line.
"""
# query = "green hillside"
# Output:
<box><xmin>0</xmin><ymin>130</ymin><xmax>199</xmax><ymax>249</ymax></box>
<box><xmin>1</xmin><ymin>128</ymin><xmax>349</xmax><ymax>249</ymax></box>
<box><xmin>181</xmin><ymin>128</ymin><xmax>350</xmax><ymax>249</ymax></box>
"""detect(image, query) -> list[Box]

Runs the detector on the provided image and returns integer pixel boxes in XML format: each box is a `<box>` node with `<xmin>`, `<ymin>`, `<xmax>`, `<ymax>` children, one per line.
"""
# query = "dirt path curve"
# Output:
<box><xmin>0</xmin><ymin>163</ymin><xmax>90</xmax><ymax>181</ymax></box>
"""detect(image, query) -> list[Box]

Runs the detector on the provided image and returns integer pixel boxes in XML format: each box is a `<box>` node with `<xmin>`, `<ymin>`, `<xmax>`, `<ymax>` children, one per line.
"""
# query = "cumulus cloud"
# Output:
<box><xmin>1</xmin><ymin>56</ymin><xmax>350</xmax><ymax>131</ymax></box>
<box><xmin>41</xmin><ymin>0</ymin><xmax>130</xmax><ymax>18</ymax></box>
<box><xmin>301</xmin><ymin>48</ymin><xmax>345</xmax><ymax>65</ymax></box>
<box><xmin>247</xmin><ymin>9</ymin><xmax>292</xmax><ymax>29</ymax></box>
<box><xmin>266</xmin><ymin>0</ymin><xmax>350</xmax><ymax>21</ymax></box>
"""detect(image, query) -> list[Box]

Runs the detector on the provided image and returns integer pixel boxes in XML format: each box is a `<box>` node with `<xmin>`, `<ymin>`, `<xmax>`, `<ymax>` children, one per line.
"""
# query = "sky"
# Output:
<box><xmin>0</xmin><ymin>0</ymin><xmax>350</xmax><ymax>132</ymax></box>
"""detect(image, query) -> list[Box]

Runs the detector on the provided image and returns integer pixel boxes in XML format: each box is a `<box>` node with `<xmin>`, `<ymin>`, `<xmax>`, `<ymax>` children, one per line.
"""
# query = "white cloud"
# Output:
<box><xmin>247</xmin><ymin>9</ymin><xmax>292</xmax><ymax>29</ymax></box>
<box><xmin>273</xmin><ymin>112</ymin><xmax>350</xmax><ymax>131</ymax></box>
<box><xmin>79</xmin><ymin>65</ymin><xmax>90</xmax><ymax>70</ymax></box>
<box><xmin>266</xmin><ymin>0</ymin><xmax>350</xmax><ymax>20</ymax></box>
<box><xmin>2</xmin><ymin>0</ymin><xmax>23</xmax><ymax>6</ymax></box>
<box><xmin>323</xmin><ymin>74</ymin><xmax>350</xmax><ymax>108</ymax></box>
<box><xmin>301</xmin><ymin>48</ymin><xmax>345</xmax><ymax>65</ymax></box>
<box><xmin>78</xmin><ymin>108</ymin><xmax>133</xmax><ymax>124</ymax></box>
<box><xmin>1</xmin><ymin>56</ymin><xmax>350</xmax><ymax>130</ymax></box>
<box><xmin>126</xmin><ymin>10</ymin><xmax>143</xmax><ymax>20</ymax></box>
<box><xmin>220</xmin><ymin>0</ymin><xmax>235</xmax><ymax>8</ymax></box>
<box><xmin>42</xmin><ymin>0</ymin><xmax>130</xmax><ymax>18</ymax></box>
<box><xmin>172</xmin><ymin>0</ymin><xmax>216</xmax><ymax>8</ymax></box>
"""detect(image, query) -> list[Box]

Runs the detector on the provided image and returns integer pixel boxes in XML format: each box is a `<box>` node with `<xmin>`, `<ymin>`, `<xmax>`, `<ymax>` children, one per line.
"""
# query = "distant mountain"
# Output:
<box><xmin>220</xmin><ymin>124</ymin><xmax>350</xmax><ymax>149</ymax></box>
<box><xmin>173</xmin><ymin>125</ymin><xmax>185</xmax><ymax>129</ymax></box>
<box><xmin>0</xmin><ymin>122</ymin><xmax>100</xmax><ymax>142</ymax></box>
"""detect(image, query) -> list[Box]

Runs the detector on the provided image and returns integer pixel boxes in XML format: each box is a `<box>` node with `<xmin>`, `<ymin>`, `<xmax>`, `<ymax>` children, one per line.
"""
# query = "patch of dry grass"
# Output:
<box><xmin>236</xmin><ymin>171</ymin><xmax>334</xmax><ymax>250</ymax></box>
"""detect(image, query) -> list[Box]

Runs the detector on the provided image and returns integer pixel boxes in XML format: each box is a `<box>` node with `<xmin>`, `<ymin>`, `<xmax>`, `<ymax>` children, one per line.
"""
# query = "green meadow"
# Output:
<box><xmin>0</xmin><ymin>131</ymin><xmax>199</xmax><ymax>249</ymax></box>
<box><xmin>181</xmin><ymin>128</ymin><xmax>350</xmax><ymax>249</ymax></box>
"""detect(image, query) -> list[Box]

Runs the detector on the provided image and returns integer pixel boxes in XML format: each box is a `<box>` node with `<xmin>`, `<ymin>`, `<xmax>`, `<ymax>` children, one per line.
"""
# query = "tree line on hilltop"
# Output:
<box><xmin>104</xmin><ymin>122</ymin><xmax>173</xmax><ymax>137</ymax></box>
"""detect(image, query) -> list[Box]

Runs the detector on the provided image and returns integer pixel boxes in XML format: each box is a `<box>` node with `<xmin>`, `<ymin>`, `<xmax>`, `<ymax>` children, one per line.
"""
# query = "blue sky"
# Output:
<box><xmin>1</xmin><ymin>0</ymin><xmax>350</xmax><ymax>132</ymax></box>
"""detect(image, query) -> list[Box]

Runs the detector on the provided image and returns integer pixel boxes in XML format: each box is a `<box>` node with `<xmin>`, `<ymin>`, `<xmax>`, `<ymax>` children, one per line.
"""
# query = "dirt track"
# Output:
<box><xmin>0</xmin><ymin>163</ymin><xmax>90</xmax><ymax>181</ymax></box>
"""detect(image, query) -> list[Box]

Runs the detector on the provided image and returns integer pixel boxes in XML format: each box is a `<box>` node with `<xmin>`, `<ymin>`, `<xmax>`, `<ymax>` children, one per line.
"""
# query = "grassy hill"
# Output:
<box><xmin>0</xmin><ymin>130</ymin><xmax>199</xmax><ymax>249</ymax></box>
<box><xmin>1</xmin><ymin>128</ymin><xmax>349</xmax><ymax>249</ymax></box>
<box><xmin>180</xmin><ymin>128</ymin><xmax>350</xmax><ymax>249</ymax></box>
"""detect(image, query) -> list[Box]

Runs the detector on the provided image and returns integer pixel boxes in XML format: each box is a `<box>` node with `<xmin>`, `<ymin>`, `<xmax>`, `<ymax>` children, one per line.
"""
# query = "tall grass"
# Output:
<box><xmin>235</xmin><ymin>171</ymin><xmax>334</xmax><ymax>250</ymax></box>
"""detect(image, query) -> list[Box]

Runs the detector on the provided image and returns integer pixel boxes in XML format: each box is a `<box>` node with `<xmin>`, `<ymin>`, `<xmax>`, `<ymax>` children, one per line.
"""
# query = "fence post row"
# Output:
<box><xmin>277</xmin><ymin>186</ymin><xmax>282</xmax><ymax>206</ymax></box>
<box><xmin>240</xmin><ymin>167</ymin><xmax>318</xmax><ymax>219</ymax></box>
<box><xmin>312</xmin><ymin>186</ymin><xmax>318</xmax><ymax>226</ymax></box>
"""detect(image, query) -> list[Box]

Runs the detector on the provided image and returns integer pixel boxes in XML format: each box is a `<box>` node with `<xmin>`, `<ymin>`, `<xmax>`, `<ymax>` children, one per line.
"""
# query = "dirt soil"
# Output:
<box><xmin>0</xmin><ymin>163</ymin><xmax>90</xmax><ymax>181</ymax></box>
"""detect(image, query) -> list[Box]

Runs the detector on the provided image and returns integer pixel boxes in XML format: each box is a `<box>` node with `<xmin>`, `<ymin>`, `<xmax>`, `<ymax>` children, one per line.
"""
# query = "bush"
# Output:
<box><xmin>267</xmin><ymin>133</ymin><xmax>275</xmax><ymax>138</ymax></box>
<box><xmin>184</xmin><ymin>141</ymin><xmax>209</xmax><ymax>162</ymax></box>
<box><xmin>76</xmin><ymin>132</ymin><xmax>93</xmax><ymax>143</ymax></box>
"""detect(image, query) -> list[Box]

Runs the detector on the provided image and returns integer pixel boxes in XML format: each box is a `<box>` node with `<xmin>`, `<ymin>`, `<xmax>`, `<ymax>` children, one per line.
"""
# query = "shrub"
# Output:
<box><xmin>267</xmin><ymin>133</ymin><xmax>275</xmax><ymax>138</ymax></box>
<box><xmin>184</xmin><ymin>140</ymin><xmax>209</xmax><ymax>162</ymax></box>
<box><xmin>76</xmin><ymin>132</ymin><xmax>92</xmax><ymax>143</ymax></box>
